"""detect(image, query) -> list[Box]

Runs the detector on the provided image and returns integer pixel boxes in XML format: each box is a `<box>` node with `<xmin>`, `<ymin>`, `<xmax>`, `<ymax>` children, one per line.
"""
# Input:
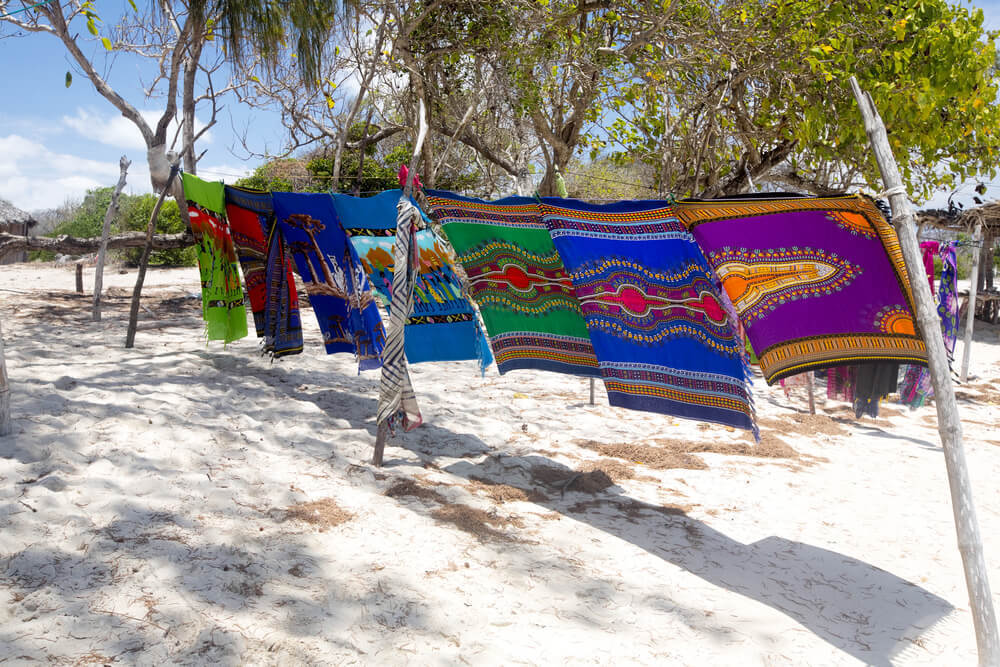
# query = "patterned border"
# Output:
<box><xmin>758</xmin><ymin>332</ymin><xmax>928</xmax><ymax>383</ymax></box>
<box><xmin>676</xmin><ymin>194</ymin><xmax>925</xmax><ymax>382</ymax></box>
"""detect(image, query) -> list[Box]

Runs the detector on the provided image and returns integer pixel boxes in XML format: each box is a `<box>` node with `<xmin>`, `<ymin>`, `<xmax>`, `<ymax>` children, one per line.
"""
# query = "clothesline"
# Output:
<box><xmin>180</xmin><ymin>176</ymin><xmax>930</xmax><ymax>443</ymax></box>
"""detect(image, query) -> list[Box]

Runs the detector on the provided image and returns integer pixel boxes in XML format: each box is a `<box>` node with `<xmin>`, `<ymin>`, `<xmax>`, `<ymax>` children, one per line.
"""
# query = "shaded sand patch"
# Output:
<box><xmin>385</xmin><ymin>476</ymin><xmax>526</xmax><ymax>542</ymax></box>
<box><xmin>757</xmin><ymin>413</ymin><xmax>846</xmax><ymax>438</ymax></box>
<box><xmin>467</xmin><ymin>476</ymin><xmax>549</xmax><ymax>503</ymax></box>
<box><xmin>285</xmin><ymin>498</ymin><xmax>353</xmax><ymax>531</ymax></box>
<box><xmin>567</xmin><ymin>498</ymin><xmax>691</xmax><ymax>523</ymax></box>
<box><xmin>431</xmin><ymin>505</ymin><xmax>524</xmax><ymax>542</ymax></box>
<box><xmin>384</xmin><ymin>478</ymin><xmax>448</xmax><ymax>504</ymax></box>
<box><xmin>577</xmin><ymin>441</ymin><xmax>707</xmax><ymax>471</ymax></box>
<box><xmin>529</xmin><ymin>464</ymin><xmax>615</xmax><ymax>494</ymax></box>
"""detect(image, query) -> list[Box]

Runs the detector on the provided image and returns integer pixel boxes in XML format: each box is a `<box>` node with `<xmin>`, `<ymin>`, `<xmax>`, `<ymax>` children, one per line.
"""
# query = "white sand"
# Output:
<box><xmin>1</xmin><ymin>263</ymin><xmax>999</xmax><ymax>665</ymax></box>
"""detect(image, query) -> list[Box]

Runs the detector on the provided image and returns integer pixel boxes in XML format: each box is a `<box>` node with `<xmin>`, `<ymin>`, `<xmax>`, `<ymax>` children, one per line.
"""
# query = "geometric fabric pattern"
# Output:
<box><xmin>180</xmin><ymin>173</ymin><xmax>248</xmax><ymax>344</ymax></box>
<box><xmin>426</xmin><ymin>190</ymin><xmax>600</xmax><ymax>377</ymax></box>
<box><xmin>272</xmin><ymin>192</ymin><xmax>386</xmax><ymax>371</ymax></box>
<box><xmin>332</xmin><ymin>190</ymin><xmax>493</xmax><ymax>373</ymax></box>
<box><xmin>540</xmin><ymin>198</ymin><xmax>756</xmax><ymax>434</ymax></box>
<box><xmin>677</xmin><ymin>194</ymin><xmax>928</xmax><ymax>383</ymax></box>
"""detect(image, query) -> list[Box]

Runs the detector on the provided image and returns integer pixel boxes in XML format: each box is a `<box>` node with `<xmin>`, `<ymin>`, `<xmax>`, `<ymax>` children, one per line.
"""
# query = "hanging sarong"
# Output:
<box><xmin>898</xmin><ymin>362</ymin><xmax>932</xmax><ymax>408</ymax></box>
<box><xmin>332</xmin><ymin>190</ymin><xmax>493</xmax><ymax>373</ymax></box>
<box><xmin>224</xmin><ymin>186</ymin><xmax>303</xmax><ymax>358</ymax></box>
<box><xmin>425</xmin><ymin>190</ymin><xmax>600</xmax><ymax>377</ymax></box>
<box><xmin>900</xmin><ymin>241</ymin><xmax>959</xmax><ymax>408</ymax></box>
<box><xmin>181</xmin><ymin>173</ymin><xmax>248</xmax><ymax>344</ymax></box>
<box><xmin>376</xmin><ymin>196</ymin><xmax>423</xmax><ymax>430</ymax></box>
<box><xmin>938</xmin><ymin>241</ymin><xmax>959</xmax><ymax>360</ymax></box>
<box><xmin>920</xmin><ymin>241</ymin><xmax>940</xmax><ymax>297</ymax></box>
<box><xmin>272</xmin><ymin>192</ymin><xmax>385</xmax><ymax>370</ymax></box>
<box><xmin>827</xmin><ymin>366</ymin><xmax>856</xmax><ymax>402</ymax></box>
<box><xmin>540</xmin><ymin>198</ymin><xmax>756</xmax><ymax>434</ymax></box>
<box><xmin>853</xmin><ymin>363</ymin><xmax>900</xmax><ymax>418</ymax></box>
<box><xmin>677</xmin><ymin>195</ymin><xmax>928</xmax><ymax>384</ymax></box>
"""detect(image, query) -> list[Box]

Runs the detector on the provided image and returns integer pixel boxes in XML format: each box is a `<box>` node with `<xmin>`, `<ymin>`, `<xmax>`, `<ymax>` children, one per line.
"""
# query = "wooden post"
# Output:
<box><xmin>75</xmin><ymin>261</ymin><xmax>84</xmax><ymax>293</ymax></box>
<box><xmin>373</xmin><ymin>100</ymin><xmax>428</xmax><ymax>467</ymax></box>
<box><xmin>589</xmin><ymin>378</ymin><xmax>595</xmax><ymax>405</ymax></box>
<box><xmin>93</xmin><ymin>156</ymin><xmax>131</xmax><ymax>322</ymax></box>
<box><xmin>806</xmin><ymin>373</ymin><xmax>816</xmax><ymax>415</ymax></box>
<box><xmin>125</xmin><ymin>162</ymin><xmax>180</xmax><ymax>349</ymax></box>
<box><xmin>962</xmin><ymin>221</ymin><xmax>983</xmax><ymax>383</ymax></box>
<box><xmin>0</xmin><ymin>320</ymin><xmax>10</xmax><ymax>437</ymax></box>
<box><xmin>851</xmin><ymin>77</ymin><xmax>999</xmax><ymax>665</ymax></box>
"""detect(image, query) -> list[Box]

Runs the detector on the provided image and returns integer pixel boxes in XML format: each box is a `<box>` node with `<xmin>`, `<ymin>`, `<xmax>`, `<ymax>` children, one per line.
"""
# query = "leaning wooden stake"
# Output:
<box><xmin>851</xmin><ymin>77</ymin><xmax>999</xmax><ymax>665</ymax></box>
<box><xmin>374</xmin><ymin>101</ymin><xmax>428</xmax><ymax>467</ymax></box>
<box><xmin>0</xmin><ymin>320</ymin><xmax>10</xmax><ymax>437</ymax></box>
<box><xmin>125</xmin><ymin>162</ymin><xmax>180</xmax><ymax>349</ymax></box>
<box><xmin>93</xmin><ymin>156</ymin><xmax>131</xmax><ymax>321</ymax></box>
<box><xmin>961</xmin><ymin>221</ymin><xmax>983</xmax><ymax>383</ymax></box>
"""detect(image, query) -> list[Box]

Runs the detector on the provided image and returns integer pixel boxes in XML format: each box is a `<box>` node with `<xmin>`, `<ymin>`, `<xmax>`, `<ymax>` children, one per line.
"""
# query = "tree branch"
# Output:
<box><xmin>0</xmin><ymin>231</ymin><xmax>196</xmax><ymax>260</ymax></box>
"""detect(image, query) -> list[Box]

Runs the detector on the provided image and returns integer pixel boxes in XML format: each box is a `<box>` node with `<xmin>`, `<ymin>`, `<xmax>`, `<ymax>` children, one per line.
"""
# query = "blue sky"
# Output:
<box><xmin>1</xmin><ymin>1</ymin><xmax>1000</xmax><ymax>213</ymax></box>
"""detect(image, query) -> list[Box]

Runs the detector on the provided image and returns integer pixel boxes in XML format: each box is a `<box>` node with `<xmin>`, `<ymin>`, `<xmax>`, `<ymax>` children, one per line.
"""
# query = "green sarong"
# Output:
<box><xmin>181</xmin><ymin>173</ymin><xmax>248</xmax><ymax>343</ymax></box>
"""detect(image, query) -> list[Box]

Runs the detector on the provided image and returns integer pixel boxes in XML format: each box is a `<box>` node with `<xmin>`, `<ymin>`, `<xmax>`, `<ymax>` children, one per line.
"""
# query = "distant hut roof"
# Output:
<box><xmin>0</xmin><ymin>198</ymin><xmax>37</xmax><ymax>229</ymax></box>
<box><xmin>915</xmin><ymin>200</ymin><xmax>1000</xmax><ymax>235</ymax></box>
<box><xmin>957</xmin><ymin>200</ymin><xmax>1000</xmax><ymax>233</ymax></box>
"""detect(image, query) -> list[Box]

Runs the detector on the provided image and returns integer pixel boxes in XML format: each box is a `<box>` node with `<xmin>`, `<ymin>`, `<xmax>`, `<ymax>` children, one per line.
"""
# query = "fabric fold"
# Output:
<box><xmin>272</xmin><ymin>192</ymin><xmax>385</xmax><ymax>371</ymax></box>
<box><xmin>333</xmin><ymin>190</ymin><xmax>493</xmax><ymax>373</ymax></box>
<box><xmin>181</xmin><ymin>173</ymin><xmax>248</xmax><ymax>344</ymax></box>
<box><xmin>224</xmin><ymin>186</ymin><xmax>303</xmax><ymax>358</ymax></box>
<box><xmin>677</xmin><ymin>194</ymin><xmax>928</xmax><ymax>384</ymax></box>
<box><xmin>376</xmin><ymin>196</ymin><xmax>423</xmax><ymax>430</ymax></box>
<box><xmin>540</xmin><ymin>197</ymin><xmax>756</xmax><ymax>435</ymax></box>
<box><xmin>426</xmin><ymin>190</ymin><xmax>601</xmax><ymax>377</ymax></box>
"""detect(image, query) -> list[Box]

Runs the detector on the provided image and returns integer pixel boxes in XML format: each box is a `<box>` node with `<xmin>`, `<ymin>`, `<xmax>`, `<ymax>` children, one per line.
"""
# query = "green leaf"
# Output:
<box><xmin>101</xmin><ymin>37</ymin><xmax>112</xmax><ymax>51</ymax></box>
<box><xmin>65</xmin><ymin>71</ymin><xmax>72</xmax><ymax>88</ymax></box>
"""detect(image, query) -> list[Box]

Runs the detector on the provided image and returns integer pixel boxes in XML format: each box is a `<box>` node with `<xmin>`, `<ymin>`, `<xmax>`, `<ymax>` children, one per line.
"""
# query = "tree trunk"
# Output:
<box><xmin>126</xmin><ymin>163</ymin><xmax>181</xmax><ymax>349</ymax></box>
<box><xmin>93</xmin><ymin>156</ymin><xmax>131</xmax><ymax>322</ymax></box>
<box><xmin>0</xmin><ymin>231</ymin><xmax>195</xmax><ymax>261</ymax></box>
<box><xmin>851</xmin><ymin>77</ymin><xmax>1000</xmax><ymax>666</ymax></box>
<box><xmin>0</xmin><ymin>320</ymin><xmax>10</xmax><ymax>437</ymax></box>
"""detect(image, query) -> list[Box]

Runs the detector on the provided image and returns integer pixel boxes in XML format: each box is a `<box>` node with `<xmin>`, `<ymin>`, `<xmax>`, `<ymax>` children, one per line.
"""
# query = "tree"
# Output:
<box><xmin>31</xmin><ymin>186</ymin><xmax>195</xmax><ymax>266</ymax></box>
<box><xmin>599</xmin><ymin>0</ymin><xmax>1000</xmax><ymax>199</ymax></box>
<box><xmin>0</xmin><ymin>0</ymin><xmax>344</xmax><ymax>213</ymax></box>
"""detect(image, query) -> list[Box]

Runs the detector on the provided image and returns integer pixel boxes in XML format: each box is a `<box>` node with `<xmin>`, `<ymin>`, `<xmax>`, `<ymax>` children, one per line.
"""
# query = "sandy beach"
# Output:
<box><xmin>1</xmin><ymin>262</ymin><xmax>999</xmax><ymax>665</ymax></box>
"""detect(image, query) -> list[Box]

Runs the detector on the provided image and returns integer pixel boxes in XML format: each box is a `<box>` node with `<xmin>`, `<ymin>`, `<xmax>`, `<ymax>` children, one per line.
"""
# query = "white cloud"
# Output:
<box><xmin>195</xmin><ymin>163</ymin><xmax>254</xmax><ymax>182</ymax></box>
<box><xmin>0</xmin><ymin>134</ymin><xmax>152</xmax><ymax>212</ymax></box>
<box><xmin>61</xmin><ymin>108</ymin><xmax>213</xmax><ymax>151</ymax></box>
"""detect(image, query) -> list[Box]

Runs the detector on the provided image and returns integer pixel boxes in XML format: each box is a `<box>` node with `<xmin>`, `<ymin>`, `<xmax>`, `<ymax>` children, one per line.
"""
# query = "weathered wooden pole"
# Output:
<box><xmin>125</xmin><ymin>162</ymin><xmax>180</xmax><ymax>349</ymax></box>
<box><xmin>851</xmin><ymin>76</ymin><xmax>999</xmax><ymax>665</ymax></box>
<box><xmin>961</xmin><ymin>221</ymin><xmax>983</xmax><ymax>383</ymax></box>
<box><xmin>806</xmin><ymin>373</ymin><xmax>816</xmax><ymax>415</ymax></box>
<box><xmin>75</xmin><ymin>261</ymin><xmax>84</xmax><ymax>293</ymax></box>
<box><xmin>0</xmin><ymin>320</ymin><xmax>10</xmax><ymax>437</ymax></box>
<box><xmin>374</xmin><ymin>100</ymin><xmax>428</xmax><ymax>467</ymax></box>
<box><xmin>93</xmin><ymin>156</ymin><xmax>131</xmax><ymax>322</ymax></box>
<box><xmin>589</xmin><ymin>378</ymin><xmax>596</xmax><ymax>405</ymax></box>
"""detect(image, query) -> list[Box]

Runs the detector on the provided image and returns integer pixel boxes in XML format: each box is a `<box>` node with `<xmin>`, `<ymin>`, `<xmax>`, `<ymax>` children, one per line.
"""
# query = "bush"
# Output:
<box><xmin>120</xmin><ymin>197</ymin><xmax>197</xmax><ymax>267</ymax></box>
<box><xmin>29</xmin><ymin>187</ymin><xmax>195</xmax><ymax>267</ymax></box>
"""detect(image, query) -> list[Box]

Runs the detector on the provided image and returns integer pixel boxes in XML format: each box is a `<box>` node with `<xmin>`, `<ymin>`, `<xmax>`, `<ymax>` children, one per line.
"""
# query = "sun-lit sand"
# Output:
<box><xmin>1</xmin><ymin>263</ymin><xmax>999</xmax><ymax>664</ymax></box>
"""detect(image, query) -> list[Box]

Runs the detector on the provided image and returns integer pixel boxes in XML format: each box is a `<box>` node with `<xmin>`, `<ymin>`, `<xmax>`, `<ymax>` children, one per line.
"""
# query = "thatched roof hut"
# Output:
<box><xmin>916</xmin><ymin>201</ymin><xmax>1000</xmax><ymax>292</ymax></box>
<box><xmin>0</xmin><ymin>199</ymin><xmax>37</xmax><ymax>264</ymax></box>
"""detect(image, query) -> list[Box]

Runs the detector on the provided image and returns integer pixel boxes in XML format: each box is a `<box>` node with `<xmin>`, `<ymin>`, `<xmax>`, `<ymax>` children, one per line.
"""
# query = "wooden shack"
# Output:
<box><xmin>0</xmin><ymin>198</ymin><xmax>37</xmax><ymax>264</ymax></box>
